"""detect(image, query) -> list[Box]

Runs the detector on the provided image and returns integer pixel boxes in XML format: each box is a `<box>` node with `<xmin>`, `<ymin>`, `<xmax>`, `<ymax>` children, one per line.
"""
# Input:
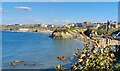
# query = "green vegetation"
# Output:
<box><xmin>95</xmin><ymin>29</ymin><xmax>118</xmax><ymax>35</ymax></box>
<box><xmin>52</xmin><ymin>26</ymin><xmax>84</xmax><ymax>39</ymax></box>
<box><xmin>84</xmin><ymin>28</ymin><xmax>118</xmax><ymax>36</ymax></box>
<box><xmin>68</xmin><ymin>26</ymin><xmax>76</xmax><ymax>30</ymax></box>
<box><xmin>84</xmin><ymin>29</ymin><xmax>97</xmax><ymax>37</ymax></box>
<box><xmin>56</xmin><ymin>22</ymin><xmax>120</xmax><ymax>71</ymax></box>
<box><xmin>53</xmin><ymin>26</ymin><xmax>77</xmax><ymax>34</ymax></box>
<box><xmin>56</xmin><ymin>39</ymin><xmax>120</xmax><ymax>71</ymax></box>
<box><xmin>53</xmin><ymin>29</ymin><xmax>68</xmax><ymax>33</ymax></box>
<box><xmin>114</xmin><ymin>64</ymin><xmax>120</xmax><ymax>71</ymax></box>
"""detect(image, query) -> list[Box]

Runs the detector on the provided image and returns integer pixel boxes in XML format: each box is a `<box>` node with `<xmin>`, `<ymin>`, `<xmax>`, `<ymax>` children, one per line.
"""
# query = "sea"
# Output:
<box><xmin>2</xmin><ymin>31</ymin><xmax>84</xmax><ymax>69</ymax></box>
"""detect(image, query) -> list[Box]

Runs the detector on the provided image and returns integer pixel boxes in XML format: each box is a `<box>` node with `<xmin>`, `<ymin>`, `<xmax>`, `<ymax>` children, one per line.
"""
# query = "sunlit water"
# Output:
<box><xmin>2</xmin><ymin>31</ymin><xmax>84</xmax><ymax>69</ymax></box>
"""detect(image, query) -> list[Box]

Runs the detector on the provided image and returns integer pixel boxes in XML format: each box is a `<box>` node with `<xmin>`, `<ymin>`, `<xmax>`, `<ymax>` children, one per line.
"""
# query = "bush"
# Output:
<box><xmin>56</xmin><ymin>39</ymin><xmax>119</xmax><ymax>71</ymax></box>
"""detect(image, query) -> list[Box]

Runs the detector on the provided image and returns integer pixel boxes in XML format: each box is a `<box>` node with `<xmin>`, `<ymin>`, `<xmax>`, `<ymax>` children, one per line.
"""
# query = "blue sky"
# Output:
<box><xmin>2</xmin><ymin>0</ymin><xmax>120</xmax><ymax>2</ymax></box>
<box><xmin>2</xmin><ymin>2</ymin><xmax>118</xmax><ymax>25</ymax></box>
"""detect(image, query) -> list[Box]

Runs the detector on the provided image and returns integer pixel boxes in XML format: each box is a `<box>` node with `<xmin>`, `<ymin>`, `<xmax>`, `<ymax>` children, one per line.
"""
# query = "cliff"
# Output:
<box><xmin>50</xmin><ymin>26</ymin><xmax>87</xmax><ymax>39</ymax></box>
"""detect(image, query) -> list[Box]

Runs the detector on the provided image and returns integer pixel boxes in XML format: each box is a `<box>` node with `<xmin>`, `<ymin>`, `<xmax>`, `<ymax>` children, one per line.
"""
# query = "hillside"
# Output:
<box><xmin>50</xmin><ymin>26</ymin><xmax>88</xmax><ymax>39</ymax></box>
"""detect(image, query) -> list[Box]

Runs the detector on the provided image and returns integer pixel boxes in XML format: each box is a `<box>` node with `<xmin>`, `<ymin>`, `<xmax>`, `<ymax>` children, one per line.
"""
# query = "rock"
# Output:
<box><xmin>84</xmin><ymin>29</ymin><xmax>97</xmax><ymax>37</ymax></box>
<box><xmin>9</xmin><ymin>60</ymin><xmax>24</xmax><ymax>66</ymax></box>
<box><xmin>24</xmin><ymin>62</ymin><xmax>35</xmax><ymax>66</ymax></box>
<box><xmin>57</xmin><ymin>56</ymin><xmax>70</xmax><ymax>61</ymax></box>
<box><xmin>50</xmin><ymin>27</ymin><xmax>86</xmax><ymax>39</ymax></box>
<box><xmin>56</xmin><ymin>64</ymin><xmax>65</xmax><ymax>71</ymax></box>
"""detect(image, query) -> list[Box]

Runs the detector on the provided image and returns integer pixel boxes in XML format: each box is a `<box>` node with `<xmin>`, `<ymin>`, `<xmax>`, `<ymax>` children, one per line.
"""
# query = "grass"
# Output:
<box><xmin>93</xmin><ymin>28</ymin><xmax>118</xmax><ymax>35</ymax></box>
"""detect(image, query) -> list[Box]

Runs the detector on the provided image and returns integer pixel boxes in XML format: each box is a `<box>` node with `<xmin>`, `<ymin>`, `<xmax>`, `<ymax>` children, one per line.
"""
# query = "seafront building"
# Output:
<box><xmin>1</xmin><ymin>20</ymin><xmax>119</xmax><ymax>32</ymax></box>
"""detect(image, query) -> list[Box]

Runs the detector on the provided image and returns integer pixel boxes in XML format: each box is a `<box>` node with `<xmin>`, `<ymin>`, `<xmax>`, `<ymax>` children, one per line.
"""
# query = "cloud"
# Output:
<box><xmin>63</xmin><ymin>20</ymin><xmax>70</xmax><ymax>23</ymax></box>
<box><xmin>15</xmin><ymin>6</ymin><xmax>31</xmax><ymax>11</ymax></box>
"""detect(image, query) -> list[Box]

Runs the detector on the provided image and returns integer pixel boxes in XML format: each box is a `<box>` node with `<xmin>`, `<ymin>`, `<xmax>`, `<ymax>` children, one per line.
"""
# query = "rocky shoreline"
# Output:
<box><xmin>50</xmin><ymin>26</ymin><xmax>88</xmax><ymax>39</ymax></box>
<box><xmin>2</xmin><ymin>29</ymin><xmax>53</xmax><ymax>34</ymax></box>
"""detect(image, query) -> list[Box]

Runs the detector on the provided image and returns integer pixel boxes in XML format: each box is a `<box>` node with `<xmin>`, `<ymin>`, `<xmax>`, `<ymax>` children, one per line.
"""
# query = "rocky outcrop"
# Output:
<box><xmin>50</xmin><ymin>27</ymin><xmax>86</xmax><ymax>39</ymax></box>
<box><xmin>84</xmin><ymin>29</ymin><xmax>98</xmax><ymax>37</ymax></box>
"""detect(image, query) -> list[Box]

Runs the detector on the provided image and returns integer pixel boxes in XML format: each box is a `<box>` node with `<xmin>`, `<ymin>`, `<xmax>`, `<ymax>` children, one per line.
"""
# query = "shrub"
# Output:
<box><xmin>56</xmin><ymin>39</ymin><xmax>119</xmax><ymax>71</ymax></box>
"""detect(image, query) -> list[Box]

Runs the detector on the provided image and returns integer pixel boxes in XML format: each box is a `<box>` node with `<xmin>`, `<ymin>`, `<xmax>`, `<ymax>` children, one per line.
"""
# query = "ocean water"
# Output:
<box><xmin>2</xmin><ymin>31</ymin><xmax>84</xmax><ymax>69</ymax></box>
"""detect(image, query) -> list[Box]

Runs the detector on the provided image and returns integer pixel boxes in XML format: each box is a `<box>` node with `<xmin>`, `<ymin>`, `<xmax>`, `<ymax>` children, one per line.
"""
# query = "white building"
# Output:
<box><xmin>40</xmin><ymin>24</ymin><xmax>48</xmax><ymax>27</ymax></box>
<box><xmin>51</xmin><ymin>25</ymin><xmax>55</xmax><ymax>27</ymax></box>
<box><xmin>19</xmin><ymin>28</ymin><xmax>29</xmax><ymax>32</ymax></box>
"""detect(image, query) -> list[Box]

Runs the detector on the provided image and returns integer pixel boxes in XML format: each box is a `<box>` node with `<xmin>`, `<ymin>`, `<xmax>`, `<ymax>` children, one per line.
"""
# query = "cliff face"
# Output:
<box><xmin>51</xmin><ymin>27</ymin><xmax>86</xmax><ymax>39</ymax></box>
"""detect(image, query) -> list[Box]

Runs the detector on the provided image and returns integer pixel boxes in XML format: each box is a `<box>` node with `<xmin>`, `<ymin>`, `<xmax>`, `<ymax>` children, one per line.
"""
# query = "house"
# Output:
<box><xmin>98</xmin><ymin>22</ymin><xmax>118</xmax><ymax>30</ymax></box>
<box><xmin>84</xmin><ymin>21</ymin><xmax>92</xmax><ymax>24</ymax></box>
<box><xmin>51</xmin><ymin>25</ymin><xmax>55</xmax><ymax>27</ymax></box>
<box><xmin>68</xmin><ymin>23</ymin><xmax>76</xmax><ymax>27</ymax></box>
<box><xmin>40</xmin><ymin>24</ymin><xmax>48</xmax><ymax>27</ymax></box>
<box><xmin>83</xmin><ymin>23</ymin><xmax>100</xmax><ymax>29</ymax></box>
<box><xmin>19</xmin><ymin>28</ymin><xmax>29</xmax><ymax>32</ymax></box>
<box><xmin>14</xmin><ymin>24</ymin><xmax>22</xmax><ymax>26</ymax></box>
<box><xmin>63</xmin><ymin>23</ymin><xmax>76</xmax><ymax>28</ymax></box>
<box><xmin>110</xmin><ymin>24</ymin><xmax>118</xmax><ymax>28</ymax></box>
<box><xmin>7</xmin><ymin>24</ymin><xmax>12</xmax><ymax>26</ymax></box>
<box><xmin>47</xmin><ymin>24</ymin><xmax>55</xmax><ymax>28</ymax></box>
<box><xmin>75</xmin><ymin>23</ymin><xmax>83</xmax><ymax>27</ymax></box>
<box><xmin>33</xmin><ymin>24</ymin><xmax>41</xmax><ymax>26</ymax></box>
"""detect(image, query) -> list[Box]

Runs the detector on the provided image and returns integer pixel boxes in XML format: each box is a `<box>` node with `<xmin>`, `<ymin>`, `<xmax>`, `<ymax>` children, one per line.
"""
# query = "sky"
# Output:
<box><xmin>2</xmin><ymin>0</ymin><xmax>120</xmax><ymax>2</ymax></box>
<box><xmin>2</xmin><ymin>2</ymin><xmax>118</xmax><ymax>25</ymax></box>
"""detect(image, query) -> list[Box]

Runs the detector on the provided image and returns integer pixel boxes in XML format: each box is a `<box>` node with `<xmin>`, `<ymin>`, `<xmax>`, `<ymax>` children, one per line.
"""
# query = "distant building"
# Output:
<box><xmin>51</xmin><ymin>25</ymin><xmax>55</xmax><ymax>27</ymax></box>
<box><xmin>19</xmin><ymin>28</ymin><xmax>29</xmax><ymax>32</ymax></box>
<box><xmin>40</xmin><ymin>24</ymin><xmax>48</xmax><ymax>27</ymax></box>
<box><xmin>118</xmin><ymin>24</ymin><xmax>120</xmax><ymax>28</ymax></box>
<box><xmin>14</xmin><ymin>24</ymin><xmax>22</xmax><ymax>26</ymax></box>
<box><xmin>63</xmin><ymin>23</ymin><xmax>76</xmax><ymax>28</ymax></box>
<box><xmin>75</xmin><ymin>23</ymin><xmax>83</xmax><ymax>27</ymax></box>
<box><xmin>33</xmin><ymin>24</ymin><xmax>41</xmax><ymax>26</ymax></box>
<box><xmin>83</xmin><ymin>23</ymin><xmax>100</xmax><ymax>29</ymax></box>
<box><xmin>84</xmin><ymin>21</ymin><xmax>92</xmax><ymax>24</ymax></box>
<box><xmin>100</xmin><ymin>22</ymin><xmax>118</xmax><ymax>30</ymax></box>
<box><xmin>68</xmin><ymin>23</ymin><xmax>76</xmax><ymax>27</ymax></box>
<box><xmin>7</xmin><ymin>24</ymin><xmax>12</xmax><ymax>26</ymax></box>
<box><xmin>95</xmin><ymin>23</ymin><xmax>101</xmax><ymax>29</ymax></box>
<box><xmin>47</xmin><ymin>24</ymin><xmax>55</xmax><ymax>28</ymax></box>
<box><xmin>110</xmin><ymin>24</ymin><xmax>118</xmax><ymax>28</ymax></box>
<box><xmin>44</xmin><ymin>25</ymin><xmax>48</xmax><ymax>27</ymax></box>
